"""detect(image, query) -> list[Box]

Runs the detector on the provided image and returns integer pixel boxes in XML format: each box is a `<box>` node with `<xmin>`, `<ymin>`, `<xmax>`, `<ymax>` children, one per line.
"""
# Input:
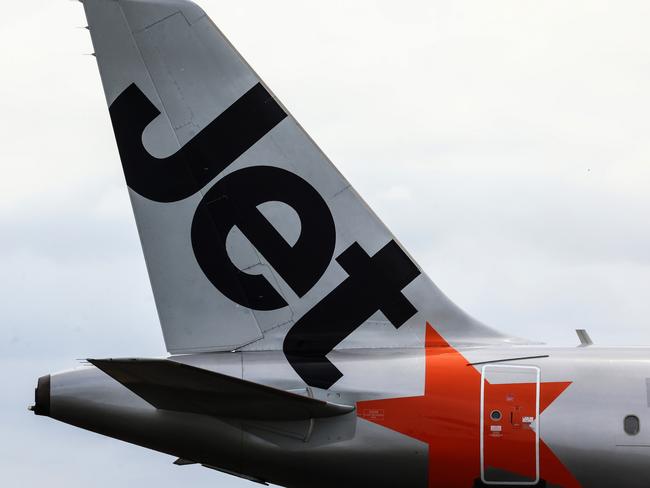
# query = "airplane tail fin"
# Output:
<box><xmin>83</xmin><ymin>0</ymin><xmax>526</xmax><ymax>388</ymax></box>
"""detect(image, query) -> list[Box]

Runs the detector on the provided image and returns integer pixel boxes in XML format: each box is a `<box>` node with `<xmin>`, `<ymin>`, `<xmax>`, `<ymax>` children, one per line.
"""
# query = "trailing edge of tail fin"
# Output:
<box><xmin>83</xmin><ymin>0</ymin><xmax>527</xmax><ymax>389</ymax></box>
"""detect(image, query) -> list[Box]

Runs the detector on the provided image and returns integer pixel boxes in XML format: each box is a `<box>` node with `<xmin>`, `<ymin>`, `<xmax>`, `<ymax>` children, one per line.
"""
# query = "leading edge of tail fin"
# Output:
<box><xmin>83</xmin><ymin>0</ymin><xmax>527</xmax><ymax>387</ymax></box>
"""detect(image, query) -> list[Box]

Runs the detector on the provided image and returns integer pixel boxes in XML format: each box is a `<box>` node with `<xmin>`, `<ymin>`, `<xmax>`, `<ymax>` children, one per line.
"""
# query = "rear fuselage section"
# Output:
<box><xmin>36</xmin><ymin>345</ymin><xmax>650</xmax><ymax>487</ymax></box>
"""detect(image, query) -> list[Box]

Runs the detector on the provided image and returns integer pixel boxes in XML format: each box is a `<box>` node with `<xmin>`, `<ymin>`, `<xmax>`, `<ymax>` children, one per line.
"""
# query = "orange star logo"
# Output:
<box><xmin>357</xmin><ymin>323</ymin><xmax>580</xmax><ymax>488</ymax></box>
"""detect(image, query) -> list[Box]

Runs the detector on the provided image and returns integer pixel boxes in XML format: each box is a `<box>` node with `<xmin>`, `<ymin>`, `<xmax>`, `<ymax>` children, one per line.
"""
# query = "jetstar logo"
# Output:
<box><xmin>108</xmin><ymin>83</ymin><xmax>421</xmax><ymax>389</ymax></box>
<box><xmin>357</xmin><ymin>324</ymin><xmax>580</xmax><ymax>488</ymax></box>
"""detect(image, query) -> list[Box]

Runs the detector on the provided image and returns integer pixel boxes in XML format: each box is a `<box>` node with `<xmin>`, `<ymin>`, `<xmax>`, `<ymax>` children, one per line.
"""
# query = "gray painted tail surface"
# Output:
<box><xmin>88</xmin><ymin>358</ymin><xmax>354</xmax><ymax>420</ymax></box>
<box><xmin>83</xmin><ymin>0</ymin><xmax>524</xmax><ymax>360</ymax></box>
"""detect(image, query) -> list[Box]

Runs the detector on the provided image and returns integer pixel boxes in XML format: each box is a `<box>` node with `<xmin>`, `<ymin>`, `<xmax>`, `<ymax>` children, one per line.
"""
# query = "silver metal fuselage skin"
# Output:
<box><xmin>45</xmin><ymin>346</ymin><xmax>650</xmax><ymax>488</ymax></box>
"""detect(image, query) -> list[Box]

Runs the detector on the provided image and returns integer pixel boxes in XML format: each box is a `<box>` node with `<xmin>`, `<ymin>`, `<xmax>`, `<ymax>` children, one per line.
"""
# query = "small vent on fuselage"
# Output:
<box><xmin>624</xmin><ymin>415</ymin><xmax>640</xmax><ymax>436</ymax></box>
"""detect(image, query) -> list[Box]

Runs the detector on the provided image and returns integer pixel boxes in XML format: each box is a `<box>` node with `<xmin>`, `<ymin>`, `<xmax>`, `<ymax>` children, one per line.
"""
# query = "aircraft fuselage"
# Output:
<box><xmin>36</xmin><ymin>342</ymin><xmax>650</xmax><ymax>487</ymax></box>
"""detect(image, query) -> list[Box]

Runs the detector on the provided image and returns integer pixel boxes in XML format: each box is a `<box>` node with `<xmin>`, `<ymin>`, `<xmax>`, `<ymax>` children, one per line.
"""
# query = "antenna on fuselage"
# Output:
<box><xmin>576</xmin><ymin>329</ymin><xmax>593</xmax><ymax>347</ymax></box>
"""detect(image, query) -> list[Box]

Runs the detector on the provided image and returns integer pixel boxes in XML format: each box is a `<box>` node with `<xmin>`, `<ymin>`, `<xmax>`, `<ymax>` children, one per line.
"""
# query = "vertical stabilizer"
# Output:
<box><xmin>83</xmin><ymin>0</ymin><xmax>524</xmax><ymax>388</ymax></box>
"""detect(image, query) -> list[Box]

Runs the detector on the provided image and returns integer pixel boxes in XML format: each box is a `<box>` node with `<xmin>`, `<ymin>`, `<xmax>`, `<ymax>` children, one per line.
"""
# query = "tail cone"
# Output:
<box><xmin>33</xmin><ymin>375</ymin><xmax>51</xmax><ymax>416</ymax></box>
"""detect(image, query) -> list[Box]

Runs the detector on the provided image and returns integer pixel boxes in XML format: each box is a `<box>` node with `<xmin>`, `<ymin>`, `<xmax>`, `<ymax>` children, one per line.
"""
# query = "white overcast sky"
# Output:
<box><xmin>3</xmin><ymin>0</ymin><xmax>650</xmax><ymax>486</ymax></box>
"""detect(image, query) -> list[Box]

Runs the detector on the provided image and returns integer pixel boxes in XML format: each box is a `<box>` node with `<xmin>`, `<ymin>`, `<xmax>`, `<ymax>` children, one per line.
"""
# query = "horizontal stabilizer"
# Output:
<box><xmin>88</xmin><ymin>358</ymin><xmax>354</xmax><ymax>420</ymax></box>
